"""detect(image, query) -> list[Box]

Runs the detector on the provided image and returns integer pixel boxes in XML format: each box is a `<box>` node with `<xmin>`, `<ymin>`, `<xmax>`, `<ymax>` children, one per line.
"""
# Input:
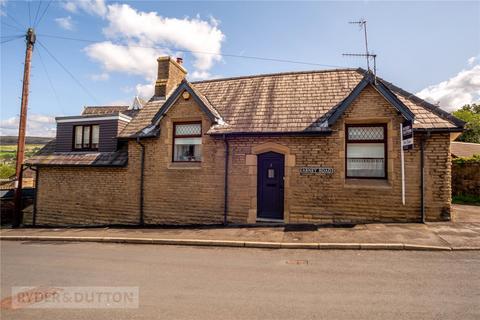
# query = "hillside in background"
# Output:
<box><xmin>0</xmin><ymin>137</ymin><xmax>50</xmax><ymax>179</ymax></box>
<box><xmin>0</xmin><ymin>136</ymin><xmax>53</xmax><ymax>145</ymax></box>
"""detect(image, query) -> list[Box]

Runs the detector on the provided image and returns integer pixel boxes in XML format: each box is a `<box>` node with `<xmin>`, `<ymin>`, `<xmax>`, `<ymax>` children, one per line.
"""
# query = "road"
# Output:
<box><xmin>1</xmin><ymin>241</ymin><xmax>479</xmax><ymax>319</ymax></box>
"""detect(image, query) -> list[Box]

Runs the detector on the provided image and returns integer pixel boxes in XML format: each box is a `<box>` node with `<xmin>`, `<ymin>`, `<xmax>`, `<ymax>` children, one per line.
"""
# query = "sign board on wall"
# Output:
<box><xmin>402</xmin><ymin>120</ymin><xmax>413</xmax><ymax>150</ymax></box>
<box><xmin>300</xmin><ymin>167</ymin><xmax>334</xmax><ymax>175</ymax></box>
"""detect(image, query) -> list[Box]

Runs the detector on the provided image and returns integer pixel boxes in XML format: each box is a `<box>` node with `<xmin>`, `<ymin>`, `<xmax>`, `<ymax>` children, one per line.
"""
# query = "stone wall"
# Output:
<box><xmin>34</xmin><ymin>143</ymin><xmax>142</xmax><ymax>226</ymax></box>
<box><xmin>33</xmin><ymin>85</ymin><xmax>453</xmax><ymax>225</ymax></box>
<box><xmin>452</xmin><ymin>162</ymin><xmax>480</xmax><ymax>197</ymax></box>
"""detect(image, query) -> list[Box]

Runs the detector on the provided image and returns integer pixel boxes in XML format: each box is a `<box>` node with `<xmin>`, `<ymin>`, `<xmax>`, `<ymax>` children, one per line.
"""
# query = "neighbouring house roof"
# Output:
<box><xmin>82</xmin><ymin>105</ymin><xmax>140</xmax><ymax>118</ymax></box>
<box><xmin>26</xmin><ymin>140</ymin><xmax>128</xmax><ymax>167</ymax></box>
<box><xmin>119</xmin><ymin>68</ymin><xmax>463</xmax><ymax>138</ymax></box>
<box><xmin>451</xmin><ymin>142</ymin><xmax>480</xmax><ymax>158</ymax></box>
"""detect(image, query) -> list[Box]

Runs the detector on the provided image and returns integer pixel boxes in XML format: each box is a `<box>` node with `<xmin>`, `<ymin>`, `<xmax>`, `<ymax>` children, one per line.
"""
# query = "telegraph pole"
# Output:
<box><xmin>13</xmin><ymin>28</ymin><xmax>36</xmax><ymax>227</ymax></box>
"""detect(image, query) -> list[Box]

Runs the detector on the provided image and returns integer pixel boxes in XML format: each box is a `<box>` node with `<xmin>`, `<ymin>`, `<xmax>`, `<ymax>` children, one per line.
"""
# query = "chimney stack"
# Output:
<box><xmin>154</xmin><ymin>56</ymin><xmax>187</xmax><ymax>98</ymax></box>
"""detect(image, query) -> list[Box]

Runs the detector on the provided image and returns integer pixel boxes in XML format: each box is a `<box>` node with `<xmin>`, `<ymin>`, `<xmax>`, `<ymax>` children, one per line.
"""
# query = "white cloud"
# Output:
<box><xmin>55</xmin><ymin>16</ymin><xmax>74</xmax><ymax>30</ymax></box>
<box><xmin>62</xmin><ymin>0</ymin><xmax>107</xmax><ymax>17</ymax></box>
<box><xmin>78</xmin><ymin>2</ymin><xmax>224</xmax><ymax>99</ymax></box>
<box><xmin>135</xmin><ymin>83</ymin><xmax>154</xmax><ymax>98</ymax></box>
<box><xmin>0</xmin><ymin>114</ymin><xmax>56</xmax><ymax>137</ymax></box>
<box><xmin>85</xmin><ymin>42</ymin><xmax>163</xmax><ymax>81</ymax></box>
<box><xmin>416</xmin><ymin>64</ymin><xmax>480</xmax><ymax>112</ymax></box>
<box><xmin>89</xmin><ymin>72</ymin><xmax>109</xmax><ymax>81</ymax></box>
<box><xmin>468</xmin><ymin>56</ymin><xmax>477</xmax><ymax>66</ymax></box>
<box><xmin>102</xmin><ymin>4</ymin><xmax>224</xmax><ymax>71</ymax></box>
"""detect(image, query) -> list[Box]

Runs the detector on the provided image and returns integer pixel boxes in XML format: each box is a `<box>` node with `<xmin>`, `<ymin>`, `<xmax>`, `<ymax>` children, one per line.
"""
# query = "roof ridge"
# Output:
<box><xmin>191</xmin><ymin>68</ymin><xmax>364</xmax><ymax>84</ymax></box>
<box><xmin>376</xmin><ymin>77</ymin><xmax>465</xmax><ymax>128</ymax></box>
<box><xmin>84</xmin><ymin>105</ymin><xmax>129</xmax><ymax>108</ymax></box>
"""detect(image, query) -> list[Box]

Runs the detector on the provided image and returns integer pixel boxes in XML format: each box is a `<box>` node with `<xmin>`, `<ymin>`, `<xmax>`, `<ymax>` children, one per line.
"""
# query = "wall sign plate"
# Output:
<box><xmin>300</xmin><ymin>167</ymin><xmax>334</xmax><ymax>175</ymax></box>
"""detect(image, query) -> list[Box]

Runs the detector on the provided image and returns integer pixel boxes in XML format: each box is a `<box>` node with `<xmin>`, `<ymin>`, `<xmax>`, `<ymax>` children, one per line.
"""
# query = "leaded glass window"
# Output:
<box><xmin>346</xmin><ymin>124</ymin><xmax>387</xmax><ymax>178</ymax></box>
<box><xmin>173</xmin><ymin>122</ymin><xmax>202</xmax><ymax>162</ymax></box>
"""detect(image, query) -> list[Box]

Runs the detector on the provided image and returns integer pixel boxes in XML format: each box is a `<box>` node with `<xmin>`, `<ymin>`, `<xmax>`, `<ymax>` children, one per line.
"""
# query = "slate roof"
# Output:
<box><xmin>451</xmin><ymin>142</ymin><xmax>480</xmax><ymax>158</ymax></box>
<box><xmin>26</xmin><ymin>140</ymin><xmax>128</xmax><ymax>167</ymax></box>
<box><xmin>119</xmin><ymin>68</ymin><xmax>463</xmax><ymax>138</ymax></box>
<box><xmin>82</xmin><ymin>105</ymin><xmax>139</xmax><ymax>118</ymax></box>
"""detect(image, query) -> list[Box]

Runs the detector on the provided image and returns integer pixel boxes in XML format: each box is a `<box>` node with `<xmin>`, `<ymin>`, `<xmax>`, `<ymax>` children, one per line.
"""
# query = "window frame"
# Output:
<box><xmin>172</xmin><ymin>121</ymin><xmax>202</xmax><ymax>163</ymax></box>
<box><xmin>345</xmin><ymin>123</ymin><xmax>388</xmax><ymax>180</ymax></box>
<box><xmin>72</xmin><ymin>124</ymin><xmax>100</xmax><ymax>151</ymax></box>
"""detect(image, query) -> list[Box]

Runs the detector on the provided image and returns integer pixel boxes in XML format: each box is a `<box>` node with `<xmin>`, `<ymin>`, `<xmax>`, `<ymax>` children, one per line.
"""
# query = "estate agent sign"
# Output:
<box><xmin>402</xmin><ymin>120</ymin><xmax>414</xmax><ymax>150</ymax></box>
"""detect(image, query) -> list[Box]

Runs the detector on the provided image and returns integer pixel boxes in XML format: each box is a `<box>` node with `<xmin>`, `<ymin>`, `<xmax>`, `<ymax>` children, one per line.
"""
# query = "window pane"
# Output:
<box><xmin>174</xmin><ymin>137</ymin><xmax>201</xmax><ymax>145</ymax></box>
<box><xmin>74</xmin><ymin>126</ymin><xmax>82</xmax><ymax>149</ymax></box>
<box><xmin>347</xmin><ymin>143</ymin><xmax>385</xmax><ymax>178</ymax></box>
<box><xmin>175</xmin><ymin>123</ymin><xmax>201</xmax><ymax>136</ymax></box>
<box><xmin>347</xmin><ymin>143</ymin><xmax>384</xmax><ymax>158</ymax></box>
<box><xmin>348</xmin><ymin>126</ymin><xmax>384</xmax><ymax>140</ymax></box>
<box><xmin>91</xmin><ymin>125</ymin><xmax>99</xmax><ymax>149</ymax></box>
<box><xmin>83</xmin><ymin>126</ymin><xmax>90</xmax><ymax>148</ymax></box>
<box><xmin>174</xmin><ymin>144</ymin><xmax>202</xmax><ymax>161</ymax></box>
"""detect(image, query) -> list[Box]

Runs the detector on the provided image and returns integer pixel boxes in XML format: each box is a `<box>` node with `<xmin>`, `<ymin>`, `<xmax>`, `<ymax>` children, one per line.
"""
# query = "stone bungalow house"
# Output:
<box><xmin>26</xmin><ymin>56</ymin><xmax>464</xmax><ymax>226</ymax></box>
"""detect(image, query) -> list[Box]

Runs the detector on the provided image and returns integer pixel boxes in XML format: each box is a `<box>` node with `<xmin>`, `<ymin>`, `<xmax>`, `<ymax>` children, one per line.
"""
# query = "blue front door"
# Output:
<box><xmin>257</xmin><ymin>152</ymin><xmax>284</xmax><ymax>220</ymax></box>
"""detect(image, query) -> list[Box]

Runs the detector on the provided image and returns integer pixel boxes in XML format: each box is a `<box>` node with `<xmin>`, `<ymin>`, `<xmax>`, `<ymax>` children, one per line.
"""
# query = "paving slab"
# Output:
<box><xmin>1</xmin><ymin>205</ymin><xmax>480</xmax><ymax>250</ymax></box>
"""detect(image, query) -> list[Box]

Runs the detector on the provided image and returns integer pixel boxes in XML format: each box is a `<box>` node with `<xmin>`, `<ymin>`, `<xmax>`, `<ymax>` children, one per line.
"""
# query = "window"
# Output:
<box><xmin>346</xmin><ymin>124</ymin><xmax>387</xmax><ymax>179</ymax></box>
<box><xmin>73</xmin><ymin>124</ymin><xmax>100</xmax><ymax>150</ymax></box>
<box><xmin>173</xmin><ymin>122</ymin><xmax>202</xmax><ymax>162</ymax></box>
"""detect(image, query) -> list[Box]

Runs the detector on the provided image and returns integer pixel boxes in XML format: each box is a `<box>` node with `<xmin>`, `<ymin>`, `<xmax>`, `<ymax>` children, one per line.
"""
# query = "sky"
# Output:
<box><xmin>1</xmin><ymin>0</ymin><xmax>479</xmax><ymax>137</ymax></box>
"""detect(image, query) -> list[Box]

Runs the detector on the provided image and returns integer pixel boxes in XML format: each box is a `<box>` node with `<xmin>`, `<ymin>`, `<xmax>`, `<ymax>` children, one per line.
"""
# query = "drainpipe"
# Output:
<box><xmin>223</xmin><ymin>135</ymin><xmax>229</xmax><ymax>225</ymax></box>
<box><xmin>30</xmin><ymin>165</ymin><xmax>38</xmax><ymax>226</ymax></box>
<box><xmin>136</xmin><ymin>137</ymin><xmax>145</xmax><ymax>226</ymax></box>
<box><xmin>420</xmin><ymin>131</ymin><xmax>430</xmax><ymax>223</ymax></box>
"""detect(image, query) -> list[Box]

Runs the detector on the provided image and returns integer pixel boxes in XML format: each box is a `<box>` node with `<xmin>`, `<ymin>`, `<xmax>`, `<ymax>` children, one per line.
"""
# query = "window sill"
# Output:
<box><xmin>343</xmin><ymin>178</ymin><xmax>392</xmax><ymax>189</ymax></box>
<box><xmin>167</xmin><ymin>162</ymin><xmax>202</xmax><ymax>170</ymax></box>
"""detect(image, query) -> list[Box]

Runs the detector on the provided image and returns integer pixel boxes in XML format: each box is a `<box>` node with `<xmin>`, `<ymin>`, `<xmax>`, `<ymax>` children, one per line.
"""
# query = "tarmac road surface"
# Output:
<box><xmin>1</xmin><ymin>241</ymin><xmax>479</xmax><ymax>319</ymax></box>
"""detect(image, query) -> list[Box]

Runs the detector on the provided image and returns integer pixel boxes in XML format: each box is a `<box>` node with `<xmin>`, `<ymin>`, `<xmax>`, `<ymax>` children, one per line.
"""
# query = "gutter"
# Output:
<box><xmin>223</xmin><ymin>135</ymin><xmax>229</xmax><ymax>225</ymax></box>
<box><xmin>209</xmin><ymin>130</ymin><xmax>332</xmax><ymax>137</ymax></box>
<box><xmin>414</xmin><ymin>128</ymin><xmax>463</xmax><ymax>133</ymax></box>
<box><xmin>136</xmin><ymin>137</ymin><xmax>146</xmax><ymax>226</ymax></box>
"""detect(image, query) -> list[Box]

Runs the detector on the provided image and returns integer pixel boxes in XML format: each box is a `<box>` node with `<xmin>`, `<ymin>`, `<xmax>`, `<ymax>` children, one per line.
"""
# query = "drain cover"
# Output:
<box><xmin>284</xmin><ymin>224</ymin><xmax>317</xmax><ymax>232</ymax></box>
<box><xmin>286</xmin><ymin>260</ymin><xmax>308</xmax><ymax>265</ymax></box>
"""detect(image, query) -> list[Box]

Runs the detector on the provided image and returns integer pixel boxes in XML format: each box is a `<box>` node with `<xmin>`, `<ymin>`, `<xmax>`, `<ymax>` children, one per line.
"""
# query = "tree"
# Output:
<box><xmin>452</xmin><ymin>104</ymin><xmax>480</xmax><ymax>143</ymax></box>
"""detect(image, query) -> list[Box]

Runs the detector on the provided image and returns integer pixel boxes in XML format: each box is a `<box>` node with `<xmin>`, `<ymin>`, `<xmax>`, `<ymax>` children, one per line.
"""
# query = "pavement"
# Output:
<box><xmin>1</xmin><ymin>241</ymin><xmax>479</xmax><ymax>319</ymax></box>
<box><xmin>1</xmin><ymin>204</ymin><xmax>479</xmax><ymax>251</ymax></box>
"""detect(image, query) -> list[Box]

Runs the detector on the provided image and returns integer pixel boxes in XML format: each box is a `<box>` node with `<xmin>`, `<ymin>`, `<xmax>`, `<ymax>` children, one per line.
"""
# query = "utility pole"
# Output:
<box><xmin>13</xmin><ymin>28</ymin><xmax>36</xmax><ymax>227</ymax></box>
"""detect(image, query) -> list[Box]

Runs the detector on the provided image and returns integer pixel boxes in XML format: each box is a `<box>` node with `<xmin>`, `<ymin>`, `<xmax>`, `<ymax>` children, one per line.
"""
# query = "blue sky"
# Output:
<box><xmin>1</xmin><ymin>0</ymin><xmax>479</xmax><ymax>136</ymax></box>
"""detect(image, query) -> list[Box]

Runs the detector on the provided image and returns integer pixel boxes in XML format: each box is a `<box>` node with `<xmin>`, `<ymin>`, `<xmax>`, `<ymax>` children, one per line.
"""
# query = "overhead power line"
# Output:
<box><xmin>34</xmin><ymin>0</ymin><xmax>53</xmax><ymax>29</ymax></box>
<box><xmin>32</xmin><ymin>1</ymin><xmax>42</xmax><ymax>28</ymax></box>
<box><xmin>1</xmin><ymin>21</ymin><xmax>24</xmax><ymax>32</ymax></box>
<box><xmin>0</xmin><ymin>36</ymin><xmax>24</xmax><ymax>45</ymax></box>
<box><xmin>4</xmin><ymin>11</ymin><xmax>25</xmax><ymax>30</ymax></box>
<box><xmin>37</xmin><ymin>33</ymin><xmax>346</xmax><ymax>69</ymax></box>
<box><xmin>28</xmin><ymin>1</ymin><xmax>32</xmax><ymax>26</ymax></box>
<box><xmin>37</xmin><ymin>40</ymin><xmax>99</xmax><ymax>103</ymax></box>
<box><xmin>36</xmin><ymin>47</ymin><xmax>64</xmax><ymax>114</ymax></box>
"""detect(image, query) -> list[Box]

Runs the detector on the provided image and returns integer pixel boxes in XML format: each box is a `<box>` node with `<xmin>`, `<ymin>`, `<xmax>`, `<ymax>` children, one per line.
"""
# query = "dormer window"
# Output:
<box><xmin>74</xmin><ymin>124</ymin><xmax>100</xmax><ymax>151</ymax></box>
<box><xmin>173</xmin><ymin>122</ymin><xmax>202</xmax><ymax>162</ymax></box>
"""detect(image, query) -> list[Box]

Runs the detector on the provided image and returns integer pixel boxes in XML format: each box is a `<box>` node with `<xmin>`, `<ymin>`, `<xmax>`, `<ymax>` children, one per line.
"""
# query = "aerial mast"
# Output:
<box><xmin>343</xmin><ymin>19</ymin><xmax>377</xmax><ymax>77</ymax></box>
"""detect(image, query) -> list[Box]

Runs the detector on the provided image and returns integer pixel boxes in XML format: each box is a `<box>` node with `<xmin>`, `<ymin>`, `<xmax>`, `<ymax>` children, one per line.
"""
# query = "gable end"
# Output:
<box><xmin>327</xmin><ymin>73</ymin><xmax>415</xmax><ymax>126</ymax></box>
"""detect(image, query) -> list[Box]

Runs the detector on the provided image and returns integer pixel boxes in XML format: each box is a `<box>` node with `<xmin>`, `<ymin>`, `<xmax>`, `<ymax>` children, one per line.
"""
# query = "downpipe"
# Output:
<box><xmin>136</xmin><ymin>137</ymin><xmax>145</xmax><ymax>226</ymax></box>
<box><xmin>223</xmin><ymin>135</ymin><xmax>229</xmax><ymax>225</ymax></box>
<box><xmin>420</xmin><ymin>131</ymin><xmax>430</xmax><ymax>223</ymax></box>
